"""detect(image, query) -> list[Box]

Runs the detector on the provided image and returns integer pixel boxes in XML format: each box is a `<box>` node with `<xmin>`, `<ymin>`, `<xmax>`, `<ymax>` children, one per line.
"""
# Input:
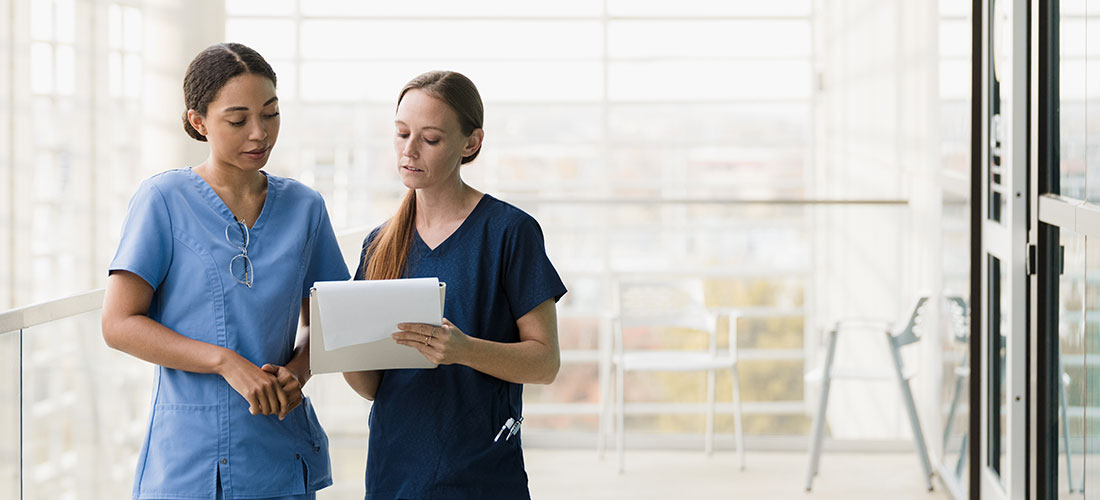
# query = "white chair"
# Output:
<box><xmin>803</xmin><ymin>296</ymin><xmax>934</xmax><ymax>492</ymax></box>
<box><xmin>597</xmin><ymin>277</ymin><xmax>745</xmax><ymax>473</ymax></box>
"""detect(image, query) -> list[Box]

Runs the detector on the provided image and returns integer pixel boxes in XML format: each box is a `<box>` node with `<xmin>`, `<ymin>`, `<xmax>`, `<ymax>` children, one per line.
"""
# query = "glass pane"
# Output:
<box><xmin>607</xmin><ymin>20</ymin><xmax>810</xmax><ymax>59</ymax></box>
<box><xmin>0</xmin><ymin>331</ymin><xmax>18</xmax><ymax>500</ymax></box>
<box><xmin>300</xmin><ymin>61</ymin><xmax>602</xmax><ymax>102</ymax></box>
<box><xmin>226</xmin><ymin>19</ymin><xmax>298</xmax><ymax>60</ymax></box>
<box><xmin>1086</xmin><ymin>235</ymin><xmax>1100</xmax><ymax>500</ymax></box>
<box><xmin>607</xmin><ymin>0</ymin><xmax>811</xmax><ymax>17</ymax></box>
<box><xmin>226</xmin><ymin>0</ymin><xmax>296</xmax><ymax>16</ymax></box>
<box><xmin>609</xmin><ymin>61</ymin><xmax>811</xmax><ymax>101</ymax></box>
<box><xmin>54</xmin><ymin>45</ymin><xmax>74</xmax><ymax>96</ymax></box>
<box><xmin>300</xmin><ymin>20</ymin><xmax>602</xmax><ymax>61</ymax></box>
<box><xmin>300</xmin><ymin>0</ymin><xmax>600</xmax><ymax>17</ymax></box>
<box><xmin>107</xmin><ymin>4</ymin><xmax>122</xmax><ymax>50</ymax></box>
<box><xmin>21</xmin><ymin>311</ymin><xmax>151</xmax><ymax>499</ymax></box>
<box><xmin>30</xmin><ymin>0</ymin><xmax>52</xmax><ymax>40</ymax></box>
<box><xmin>1062</xmin><ymin>9</ymin><xmax>1087</xmax><ymax>198</ymax></box>
<box><xmin>54</xmin><ymin>0</ymin><xmax>74</xmax><ymax>44</ymax></box>
<box><xmin>1062</xmin><ymin>230</ymin><xmax>1087</xmax><ymax>498</ymax></box>
<box><xmin>1087</xmin><ymin>16</ymin><xmax>1100</xmax><ymax>204</ymax></box>
<box><xmin>122</xmin><ymin>6</ymin><xmax>141</xmax><ymax>52</ymax></box>
<box><xmin>30</xmin><ymin>43</ymin><xmax>53</xmax><ymax>94</ymax></box>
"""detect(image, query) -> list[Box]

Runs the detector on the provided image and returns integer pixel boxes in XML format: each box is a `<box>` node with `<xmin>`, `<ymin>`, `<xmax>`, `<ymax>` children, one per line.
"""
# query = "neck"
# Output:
<box><xmin>414</xmin><ymin>175</ymin><xmax>479</xmax><ymax>227</ymax></box>
<box><xmin>194</xmin><ymin>159</ymin><xmax>266</xmax><ymax>197</ymax></box>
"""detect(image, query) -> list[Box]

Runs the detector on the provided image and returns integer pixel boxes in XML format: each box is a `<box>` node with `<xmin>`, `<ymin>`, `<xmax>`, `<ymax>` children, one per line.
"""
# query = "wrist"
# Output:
<box><xmin>286</xmin><ymin>356</ymin><xmax>310</xmax><ymax>387</ymax></box>
<box><xmin>212</xmin><ymin>347</ymin><xmax>241</xmax><ymax>376</ymax></box>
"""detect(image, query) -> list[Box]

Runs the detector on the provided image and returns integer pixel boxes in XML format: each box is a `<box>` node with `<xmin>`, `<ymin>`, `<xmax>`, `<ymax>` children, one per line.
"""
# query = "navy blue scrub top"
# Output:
<box><xmin>109</xmin><ymin>168</ymin><xmax>351</xmax><ymax>500</ymax></box>
<box><xmin>355</xmin><ymin>194</ymin><xmax>567</xmax><ymax>500</ymax></box>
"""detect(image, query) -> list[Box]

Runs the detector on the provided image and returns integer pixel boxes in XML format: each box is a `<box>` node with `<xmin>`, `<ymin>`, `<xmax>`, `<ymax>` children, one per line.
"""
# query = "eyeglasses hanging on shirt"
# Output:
<box><xmin>226</xmin><ymin>219</ymin><xmax>254</xmax><ymax>288</ymax></box>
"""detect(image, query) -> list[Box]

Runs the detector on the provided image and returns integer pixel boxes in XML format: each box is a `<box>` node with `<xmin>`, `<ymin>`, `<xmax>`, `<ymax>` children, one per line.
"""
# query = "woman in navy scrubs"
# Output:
<box><xmin>344</xmin><ymin>71</ymin><xmax>567</xmax><ymax>499</ymax></box>
<box><xmin>101</xmin><ymin>43</ymin><xmax>349</xmax><ymax>499</ymax></box>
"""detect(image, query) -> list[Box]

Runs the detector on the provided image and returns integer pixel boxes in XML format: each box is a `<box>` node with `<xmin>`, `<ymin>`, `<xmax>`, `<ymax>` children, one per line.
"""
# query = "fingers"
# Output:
<box><xmin>245</xmin><ymin>392</ymin><xmax>262</xmax><ymax>415</ymax></box>
<box><xmin>396</xmin><ymin>322</ymin><xmax>436</xmax><ymax>336</ymax></box>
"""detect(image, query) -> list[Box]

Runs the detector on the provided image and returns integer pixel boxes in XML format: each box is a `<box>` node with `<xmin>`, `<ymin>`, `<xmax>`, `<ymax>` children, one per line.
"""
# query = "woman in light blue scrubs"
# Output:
<box><xmin>344</xmin><ymin>71</ymin><xmax>567</xmax><ymax>499</ymax></box>
<box><xmin>101</xmin><ymin>43</ymin><xmax>349</xmax><ymax>500</ymax></box>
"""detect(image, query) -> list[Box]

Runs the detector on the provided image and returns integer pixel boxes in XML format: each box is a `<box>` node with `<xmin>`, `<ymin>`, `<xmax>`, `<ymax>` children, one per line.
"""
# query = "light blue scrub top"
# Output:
<box><xmin>109</xmin><ymin>168</ymin><xmax>351</xmax><ymax>500</ymax></box>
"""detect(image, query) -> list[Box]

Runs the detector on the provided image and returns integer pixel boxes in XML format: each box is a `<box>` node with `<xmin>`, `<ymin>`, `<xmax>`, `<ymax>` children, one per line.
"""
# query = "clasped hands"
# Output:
<box><xmin>223</xmin><ymin>355</ymin><xmax>303</xmax><ymax>420</ymax></box>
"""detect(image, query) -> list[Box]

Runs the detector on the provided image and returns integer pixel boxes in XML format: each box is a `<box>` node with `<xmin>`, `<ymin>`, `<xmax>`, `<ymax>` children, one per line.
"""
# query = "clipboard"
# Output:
<box><xmin>309</xmin><ymin>278</ymin><xmax>446</xmax><ymax>373</ymax></box>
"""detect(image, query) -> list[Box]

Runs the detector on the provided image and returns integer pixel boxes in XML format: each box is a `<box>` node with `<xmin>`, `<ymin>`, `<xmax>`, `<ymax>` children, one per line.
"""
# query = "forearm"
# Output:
<box><xmin>344</xmin><ymin>370</ymin><xmax>383</xmax><ymax>400</ymax></box>
<box><xmin>461</xmin><ymin>337</ymin><xmax>560</xmax><ymax>385</ymax></box>
<box><xmin>102</xmin><ymin>314</ymin><xmax>238</xmax><ymax>375</ymax></box>
<box><xmin>285</xmin><ymin>326</ymin><xmax>312</xmax><ymax>387</ymax></box>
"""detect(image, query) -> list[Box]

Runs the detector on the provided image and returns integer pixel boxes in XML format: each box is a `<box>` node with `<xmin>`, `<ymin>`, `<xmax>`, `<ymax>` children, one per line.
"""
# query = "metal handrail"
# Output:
<box><xmin>0</xmin><ymin>288</ymin><xmax>105</xmax><ymax>336</ymax></box>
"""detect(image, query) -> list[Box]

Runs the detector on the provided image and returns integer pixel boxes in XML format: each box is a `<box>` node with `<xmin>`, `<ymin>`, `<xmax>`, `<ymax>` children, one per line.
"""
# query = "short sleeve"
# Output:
<box><xmin>108</xmin><ymin>183</ymin><xmax>174</xmax><ymax>289</ymax></box>
<box><xmin>302</xmin><ymin>198</ymin><xmax>351</xmax><ymax>297</ymax></box>
<box><xmin>353</xmin><ymin>227</ymin><xmax>382</xmax><ymax>281</ymax></box>
<box><xmin>502</xmin><ymin>216</ymin><xmax>567</xmax><ymax>321</ymax></box>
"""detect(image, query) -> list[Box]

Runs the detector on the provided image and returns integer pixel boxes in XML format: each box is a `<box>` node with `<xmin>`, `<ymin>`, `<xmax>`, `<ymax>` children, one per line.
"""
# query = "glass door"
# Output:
<box><xmin>979</xmin><ymin>0</ymin><xmax>1029</xmax><ymax>498</ymax></box>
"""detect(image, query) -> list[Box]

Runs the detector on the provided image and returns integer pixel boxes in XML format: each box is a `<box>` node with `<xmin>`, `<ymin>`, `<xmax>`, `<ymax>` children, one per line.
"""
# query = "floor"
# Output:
<box><xmin>524</xmin><ymin>450</ymin><xmax>952</xmax><ymax>500</ymax></box>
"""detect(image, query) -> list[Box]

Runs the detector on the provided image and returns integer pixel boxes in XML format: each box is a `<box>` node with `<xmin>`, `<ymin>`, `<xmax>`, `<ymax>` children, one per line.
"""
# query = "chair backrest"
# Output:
<box><xmin>944</xmin><ymin>295</ymin><xmax>969</xmax><ymax>344</ymax></box>
<box><xmin>614</xmin><ymin>278</ymin><xmax>718</xmax><ymax>350</ymax></box>
<box><xmin>892</xmin><ymin>296</ymin><xmax>931</xmax><ymax>347</ymax></box>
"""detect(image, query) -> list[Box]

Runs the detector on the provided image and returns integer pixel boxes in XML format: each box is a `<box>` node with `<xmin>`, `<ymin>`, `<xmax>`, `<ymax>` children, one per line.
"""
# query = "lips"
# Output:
<box><xmin>402</xmin><ymin>165</ymin><xmax>423</xmax><ymax>172</ymax></box>
<box><xmin>243</xmin><ymin>146</ymin><xmax>269</xmax><ymax>159</ymax></box>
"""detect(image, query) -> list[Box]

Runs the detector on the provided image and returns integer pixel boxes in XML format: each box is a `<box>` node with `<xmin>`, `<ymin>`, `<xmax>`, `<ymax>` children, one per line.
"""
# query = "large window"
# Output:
<box><xmin>223</xmin><ymin>1</ymin><xmax>816</xmax><ymax>450</ymax></box>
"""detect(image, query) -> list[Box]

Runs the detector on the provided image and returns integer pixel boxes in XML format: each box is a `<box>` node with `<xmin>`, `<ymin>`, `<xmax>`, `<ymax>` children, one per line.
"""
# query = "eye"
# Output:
<box><xmin>263</xmin><ymin>111</ymin><xmax>280</xmax><ymax>119</ymax></box>
<box><xmin>396</xmin><ymin>132</ymin><xmax>410</xmax><ymax>139</ymax></box>
<box><xmin>228</xmin><ymin>119</ymin><xmax>245</xmax><ymax>127</ymax></box>
<box><xmin>424</xmin><ymin>138</ymin><xmax>440</xmax><ymax>145</ymax></box>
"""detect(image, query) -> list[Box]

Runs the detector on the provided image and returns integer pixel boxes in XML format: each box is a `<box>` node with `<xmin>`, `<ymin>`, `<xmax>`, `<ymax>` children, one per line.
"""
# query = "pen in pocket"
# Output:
<box><xmin>494</xmin><ymin>418</ymin><xmax>515</xmax><ymax>442</ymax></box>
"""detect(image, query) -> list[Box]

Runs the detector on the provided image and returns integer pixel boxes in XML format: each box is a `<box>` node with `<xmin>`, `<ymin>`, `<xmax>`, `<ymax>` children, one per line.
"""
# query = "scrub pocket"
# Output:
<box><xmin>137</xmin><ymin>403</ymin><xmax>218</xmax><ymax>498</ymax></box>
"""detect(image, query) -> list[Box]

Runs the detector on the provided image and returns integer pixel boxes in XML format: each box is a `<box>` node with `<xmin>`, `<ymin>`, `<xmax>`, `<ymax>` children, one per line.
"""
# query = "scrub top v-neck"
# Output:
<box><xmin>355</xmin><ymin>194</ymin><xmax>567</xmax><ymax>500</ymax></box>
<box><xmin>110</xmin><ymin>168</ymin><xmax>351</xmax><ymax>500</ymax></box>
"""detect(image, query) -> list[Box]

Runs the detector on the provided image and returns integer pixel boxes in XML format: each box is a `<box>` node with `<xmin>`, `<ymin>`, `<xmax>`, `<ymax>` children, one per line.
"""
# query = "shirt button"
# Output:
<box><xmin>295</xmin><ymin>453</ymin><xmax>300</xmax><ymax>459</ymax></box>
<box><xmin>220</xmin><ymin>458</ymin><xmax>227</xmax><ymax>464</ymax></box>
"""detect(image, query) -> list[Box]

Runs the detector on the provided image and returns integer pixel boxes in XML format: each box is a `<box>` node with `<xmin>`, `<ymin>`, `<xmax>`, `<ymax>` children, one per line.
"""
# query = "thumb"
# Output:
<box><xmin>261</xmin><ymin>364</ymin><xmax>278</xmax><ymax>374</ymax></box>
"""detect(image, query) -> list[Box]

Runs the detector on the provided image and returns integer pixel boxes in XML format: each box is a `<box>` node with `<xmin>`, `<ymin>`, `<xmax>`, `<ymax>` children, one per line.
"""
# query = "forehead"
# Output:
<box><xmin>395</xmin><ymin>89</ymin><xmax>460</xmax><ymax>130</ymax></box>
<box><xmin>209</xmin><ymin>73</ymin><xmax>277</xmax><ymax>111</ymax></box>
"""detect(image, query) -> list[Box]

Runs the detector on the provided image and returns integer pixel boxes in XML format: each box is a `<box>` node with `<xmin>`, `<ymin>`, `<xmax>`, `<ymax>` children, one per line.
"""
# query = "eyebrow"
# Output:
<box><xmin>223</xmin><ymin>96</ymin><xmax>279</xmax><ymax>113</ymax></box>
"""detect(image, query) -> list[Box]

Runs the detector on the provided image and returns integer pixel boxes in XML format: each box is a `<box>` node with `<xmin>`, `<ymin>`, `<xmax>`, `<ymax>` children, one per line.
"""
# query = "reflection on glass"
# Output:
<box><xmin>1085</xmin><ymin>236</ymin><xmax>1100</xmax><ymax>500</ymax></box>
<box><xmin>1060</xmin><ymin>231</ymin><xmax>1086</xmax><ymax>498</ymax></box>
<box><xmin>19</xmin><ymin>311</ymin><xmax>150</xmax><ymax>499</ymax></box>
<box><xmin>1060</xmin><ymin>9</ymin><xmax>1086</xmax><ymax>199</ymax></box>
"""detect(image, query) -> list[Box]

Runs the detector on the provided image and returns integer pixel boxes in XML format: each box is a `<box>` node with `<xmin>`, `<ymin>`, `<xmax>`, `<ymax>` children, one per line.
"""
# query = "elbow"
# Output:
<box><xmin>101</xmin><ymin>315</ymin><xmax>125</xmax><ymax>351</ymax></box>
<box><xmin>343</xmin><ymin>371</ymin><xmax>378</xmax><ymax>400</ymax></box>
<box><xmin>535</xmin><ymin>355</ymin><xmax>560</xmax><ymax>385</ymax></box>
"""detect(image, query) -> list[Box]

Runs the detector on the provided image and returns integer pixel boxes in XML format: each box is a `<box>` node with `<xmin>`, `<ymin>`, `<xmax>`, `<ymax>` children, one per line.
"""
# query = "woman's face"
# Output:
<box><xmin>393</xmin><ymin>89</ymin><xmax>481</xmax><ymax>190</ymax></box>
<box><xmin>188</xmin><ymin>73</ymin><xmax>280</xmax><ymax>172</ymax></box>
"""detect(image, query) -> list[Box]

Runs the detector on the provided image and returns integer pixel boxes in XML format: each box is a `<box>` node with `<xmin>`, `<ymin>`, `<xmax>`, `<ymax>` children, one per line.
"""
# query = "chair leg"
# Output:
<box><xmin>887</xmin><ymin>333</ymin><xmax>934</xmax><ymax>492</ymax></box>
<box><xmin>941</xmin><ymin>362</ymin><xmax>966</xmax><ymax>453</ymax></box>
<box><xmin>732</xmin><ymin>363</ymin><xmax>745</xmax><ymax>471</ymax></box>
<box><xmin>616</xmin><ymin>362</ymin><xmax>625</xmax><ymax>474</ymax></box>
<box><xmin>954</xmin><ymin>434</ymin><xmax>967</xmax><ymax>478</ymax></box>
<box><xmin>598</xmin><ymin>361</ymin><xmax>612</xmax><ymax>459</ymax></box>
<box><xmin>706</xmin><ymin>369</ymin><xmax>716</xmax><ymax>456</ymax></box>
<box><xmin>805</xmin><ymin>329</ymin><xmax>838</xmax><ymax>491</ymax></box>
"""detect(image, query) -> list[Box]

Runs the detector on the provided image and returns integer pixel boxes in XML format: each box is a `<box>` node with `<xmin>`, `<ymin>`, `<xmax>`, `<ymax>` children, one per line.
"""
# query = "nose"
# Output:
<box><xmin>401</xmin><ymin>137</ymin><xmax>418</xmax><ymax>158</ymax></box>
<box><xmin>248</xmin><ymin>119</ymin><xmax>267</xmax><ymax>142</ymax></box>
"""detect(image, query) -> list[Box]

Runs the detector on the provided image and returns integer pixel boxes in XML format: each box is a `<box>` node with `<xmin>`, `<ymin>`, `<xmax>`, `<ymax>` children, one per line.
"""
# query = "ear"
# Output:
<box><xmin>463</xmin><ymin>128</ymin><xmax>484</xmax><ymax>158</ymax></box>
<box><xmin>186</xmin><ymin>109</ymin><xmax>208</xmax><ymax>137</ymax></box>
